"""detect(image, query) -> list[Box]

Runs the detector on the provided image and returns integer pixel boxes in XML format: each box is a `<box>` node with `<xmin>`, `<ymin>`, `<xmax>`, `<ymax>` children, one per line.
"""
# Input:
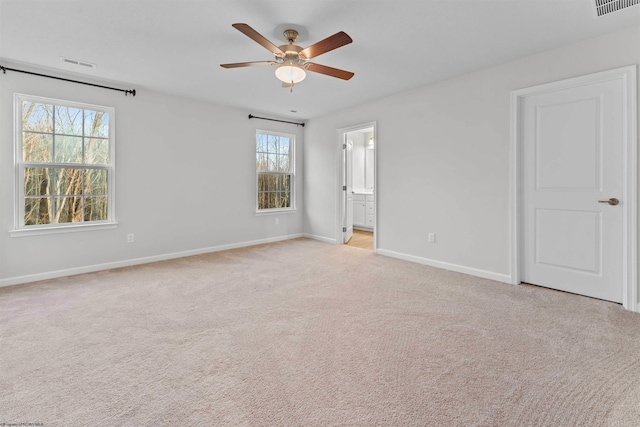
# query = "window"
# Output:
<box><xmin>256</xmin><ymin>131</ymin><xmax>294</xmax><ymax>211</ymax></box>
<box><xmin>14</xmin><ymin>94</ymin><xmax>115</xmax><ymax>233</ymax></box>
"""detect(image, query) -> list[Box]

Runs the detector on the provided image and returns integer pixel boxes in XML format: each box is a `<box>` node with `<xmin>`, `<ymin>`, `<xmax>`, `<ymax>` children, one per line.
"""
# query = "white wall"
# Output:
<box><xmin>364</xmin><ymin>131</ymin><xmax>374</xmax><ymax>190</ymax></box>
<box><xmin>349</xmin><ymin>132</ymin><xmax>365</xmax><ymax>191</ymax></box>
<box><xmin>0</xmin><ymin>60</ymin><xmax>304</xmax><ymax>285</ymax></box>
<box><xmin>303</xmin><ymin>26</ymin><xmax>640</xmax><ymax>291</ymax></box>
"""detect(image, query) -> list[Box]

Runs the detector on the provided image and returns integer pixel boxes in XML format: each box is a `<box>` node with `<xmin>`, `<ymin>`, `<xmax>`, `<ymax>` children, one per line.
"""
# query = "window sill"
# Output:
<box><xmin>9</xmin><ymin>221</ymin><xmax>118</xmax><ymax>237</ymax></box>
<box><xmin>255</xmin><ymin>209</ymin><xmax>298</xmax><ymax>216</ymax></box>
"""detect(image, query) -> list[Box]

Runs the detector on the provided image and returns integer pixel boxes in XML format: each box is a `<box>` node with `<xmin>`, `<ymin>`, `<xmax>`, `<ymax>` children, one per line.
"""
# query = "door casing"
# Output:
<box><xmin>510</xmin><ymin>65</ymin><xmax>638</xmax><ymax>312</ymax></box>
<box><xmin>343</xmin><ymin>138</ymin><xmax>354</xmax><ymax>243</ymax></box>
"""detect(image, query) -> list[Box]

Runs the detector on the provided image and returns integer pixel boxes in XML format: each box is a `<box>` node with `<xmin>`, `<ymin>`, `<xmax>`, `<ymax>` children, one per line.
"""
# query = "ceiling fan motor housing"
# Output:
<box><xmin>278</xmin><ymin>44</ymin><xmax>305</xmax><ymax>64</ymax></box>
<box><xmin>278</xmin><ymin>30</ymin><xmax>306</xmax><ymax>65</ymax></box>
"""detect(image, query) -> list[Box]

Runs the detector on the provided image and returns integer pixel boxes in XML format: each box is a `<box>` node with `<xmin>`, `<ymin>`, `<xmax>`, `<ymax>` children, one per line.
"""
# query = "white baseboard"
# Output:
<box><xmin>302</xmin><ymin>233</ymin><xmax>337</xmax><ymax>244</ymax></box>
<box><xmin>0</xmin><ymin>233</ymin><xmax>304</xmax><ymax>288</ymax></box>
<box><xmin>0</xmin><ymin>236</ymin><xmax>510</xmax><ymax>288</ymax></box>
<box><xmin>376</xmin><ymin>248</ymin><xmax>511</xmax><ymax>284</ymax></box>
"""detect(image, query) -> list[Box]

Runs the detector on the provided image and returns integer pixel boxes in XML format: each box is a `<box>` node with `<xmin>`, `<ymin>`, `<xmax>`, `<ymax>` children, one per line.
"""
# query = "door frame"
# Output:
<box><xmin>509</xmin><ymin>65</ymin><xmax>638</xmax><ymax>312</ymax></box>
<box><xmin>343</xmin><ymin>138</ymin><xmax>354</xmax><ymax>243</ymax></box>
<box><xmin>337</xmin><ymin>121</ymin><xmax>377</xmax><ymax>252</ymax></box>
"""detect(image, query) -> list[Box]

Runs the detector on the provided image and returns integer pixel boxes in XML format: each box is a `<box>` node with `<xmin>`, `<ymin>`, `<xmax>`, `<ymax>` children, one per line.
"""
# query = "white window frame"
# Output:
<box><xmin>10</xmin><ymin>94</ymin><xmax>117</xmax><ymax>237</ymax></box>
<box><xmin>255</xmin><ymin>129</ymin><xmax>296</xmax><ymax>214</ymax></box>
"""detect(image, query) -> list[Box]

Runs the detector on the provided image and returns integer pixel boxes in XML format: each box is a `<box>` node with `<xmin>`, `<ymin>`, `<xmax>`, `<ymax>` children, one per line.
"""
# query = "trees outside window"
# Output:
<box><xmin>15</xmin><ymin>94</ymin><xmax>115</xmax><ymax>231</ymax></box>
<box><xmin>256</xmin><ymin>131</ymin><xmax>294</xmax><ymax>211</ymax></box>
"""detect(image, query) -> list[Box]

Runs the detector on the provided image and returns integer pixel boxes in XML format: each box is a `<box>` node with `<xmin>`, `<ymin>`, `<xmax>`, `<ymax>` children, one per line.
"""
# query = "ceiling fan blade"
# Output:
<box><xmin>306</xmin><ymin>63</ymin><xmax>354</xmax><ymax>80</ymax></box>
<box><xmin>300</xmin><ymin>31</ymin><xmax>353</xmax><ymax>59</ymax></box>
<box><xmin>220</xmin><ymin>61</ymin><xmax>275</xmax><ymax>68</ymax></box>
<box><xmin>232</xmin><ymin>23</ymin><xmax>284</xmax><ymax>56</ymax></box>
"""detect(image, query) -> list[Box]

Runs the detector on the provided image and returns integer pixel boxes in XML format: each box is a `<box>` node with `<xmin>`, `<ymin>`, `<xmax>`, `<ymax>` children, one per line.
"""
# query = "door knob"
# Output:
<box><xmin>598</xmin><ymin>198</ymin><xmax>620</xmax><ymax>206</ymax></box>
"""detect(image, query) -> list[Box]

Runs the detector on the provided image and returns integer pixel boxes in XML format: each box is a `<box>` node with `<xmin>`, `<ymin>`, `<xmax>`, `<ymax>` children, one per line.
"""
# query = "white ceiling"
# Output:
<box><xmin>1</xmin><ymin>0</ymin><xmax>639</xmax><ymax>120</ymax></box>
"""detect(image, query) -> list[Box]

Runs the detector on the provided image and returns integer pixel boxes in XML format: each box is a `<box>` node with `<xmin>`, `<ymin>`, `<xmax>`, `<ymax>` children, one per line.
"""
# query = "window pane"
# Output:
<box><xmin>24</xmin><ymin>197</ymin><xmax>52</xmax><ymax>225</ymax></box>
<box><xmin>85</xmin><ymin>196</ymin><xmax>108</xmax><ymax>221</ymax></box>
<box><xmin>258</xmin><ymin>192</ymin><xmax>268</xmax><ymax>210</ymax></box>
<box><xmin>279</xmin><ymin>139</ymin><xmax>290</xmax><ymax>155</ymax></box>
<box><xmin>23</xmin><ymin>132</ymin><xmax>52</xmax><ymax>162</ymax></box>
<box><xmin>256</xmin><ymin>134</ymin><xmax>267</xmax><ymax>153</ymax></box>
<box><xmin>24</xmin><ymin>167</ymin><xmax>52</xmax><ymax>196</ymax></box>
<box><xmin>279</xmin><ymin>192</ymin><xmax>291</xmax><ymax>208</ymax></box>
<box><xmin>84</xmin><ymin>110</ymin><xmax>109</xmax><ymax>137</ymax></box>
<box><xmin>269</xmin><ymin>191</ymin><xmax>280</xmax><ymax>209</ymax></box>
<box><xmin>268</xmin><ymin>135</ymin><xmax>278</xmax><ymax>153</ymax></box>
<box><xmin>267</xmin><ymin>174</ymin><xmax>278</xmax><ymax>191</ymax></box>
<box><xmin>268</xmin><ymin>153</ymin><xmax>277</xmax><ymax>172</ymax></box>
<box><xmin>256</xmin><ymin>153</ymin><xmax>268</xmax><ymax>171</ymax></box>
<box><xmin>54</xmin><ymin>168</ymin><xmax>83</xmax><ymax>196</ymax></box>
<box><xmin>55</xmin><ymin>196</ymin><xmax>83</xmax><ymax>223</ymax></box>
<box><xmin>257</xmin><ymin>174</ymin><xmax>268</xmax><ymax>192</ymax></box>
<box><xmin>55</xmin><ymin>106</ymin><xmax>83</xmax><ymax>136</ymax></box>
<box><xmin>268</xmin><ymin>192</ymin><xmax>278</xmax><ymax>209</ymax></box>
<box><xmin>84</xmin><ymin>169</ymin><xmax>108</xmax><ymax>195</ymax></box>
<box><xmin>280</xmin><ymin>174</ymin><xmax>290</xmax><ymax>192</ymax></box>
<box><xmin>54</xmin><ymin>135</ymin><xmax>83</xmax><ymax>163</ymax></box>
<box><xmin>277</xmin><ymin>155</ymin><xmax>290</xmax><ymax>172</ymax></box>
<box><xmin>271</xmin><ymin>174</ymin><xmax>281</xmax><ymax>191</ymax></box>
<box><xmin>84</xmin><ymin>138</ymin><xmax>109</xmax><ymax>164</ymax></box>
<box><xmin>22</xmin><ymin>101</ymin><xmax>53</xmax><ymax>133</ymax></box>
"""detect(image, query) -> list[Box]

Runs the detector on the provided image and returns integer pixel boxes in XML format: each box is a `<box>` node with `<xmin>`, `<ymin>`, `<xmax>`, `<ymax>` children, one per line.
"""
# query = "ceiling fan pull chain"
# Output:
<box><xmin>290</xmin><ymin>80</ymin><xmax>294</xmax><ymax>93</ymax></box>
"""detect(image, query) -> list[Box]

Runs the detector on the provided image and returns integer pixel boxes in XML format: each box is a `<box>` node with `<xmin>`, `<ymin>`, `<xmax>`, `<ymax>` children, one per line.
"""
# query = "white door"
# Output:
<box><xmin>521</xmin><ymin>72</ymin><xmax>627</xmax><ymax>302</ymax></box>
<box><xmin>343</xmin><ymin>139</ymin><xmax>353</xmax><ymax>243</ymax></box>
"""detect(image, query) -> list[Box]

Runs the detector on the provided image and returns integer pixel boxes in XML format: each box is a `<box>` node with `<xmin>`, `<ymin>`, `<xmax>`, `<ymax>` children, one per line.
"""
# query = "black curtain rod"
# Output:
<box><xmin>248</xmin><ymin>114</ymin><xmax>304</xmax><ymax>127</ymax></box>
<box><xmin>1</xmin><ymin>65</ymin><xmax>136</xmax><ymax>96</ymax></box>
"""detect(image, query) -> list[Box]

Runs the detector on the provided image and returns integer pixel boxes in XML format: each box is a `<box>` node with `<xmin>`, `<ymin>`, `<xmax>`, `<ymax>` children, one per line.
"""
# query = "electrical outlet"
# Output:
<box><xmin>428</xmin><ymin>232</ymin><xmax>436</xmax><ymax>243</ymax></box>
<box><xmin>275</xmin><ymin>218</ymin><xmax>279</xmax><ymax>225</ymax></box>
<box><xmin>127</xmin><ymin>233</ymin><xmax>134</xmax><ymax>243</ymax></box>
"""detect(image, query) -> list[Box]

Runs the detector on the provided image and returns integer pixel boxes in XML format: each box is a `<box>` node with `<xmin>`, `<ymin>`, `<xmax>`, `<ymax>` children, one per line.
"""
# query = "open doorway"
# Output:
<box><xmin>338</xmin><ymin>122</ymin><xmax>376</xmax><ymax>251</ymax></box>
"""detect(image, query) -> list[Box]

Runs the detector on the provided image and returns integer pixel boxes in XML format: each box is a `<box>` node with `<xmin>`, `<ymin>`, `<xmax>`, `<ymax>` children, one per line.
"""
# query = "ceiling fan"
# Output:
<box><xmin>220</xmin><ymin>23</ymin><xmax>354</xmax><ymax>90</ymax></box>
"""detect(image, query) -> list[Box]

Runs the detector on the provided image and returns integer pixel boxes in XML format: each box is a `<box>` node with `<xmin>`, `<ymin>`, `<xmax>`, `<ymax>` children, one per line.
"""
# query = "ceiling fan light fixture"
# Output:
<box><xmin>275</xmin><ymin>63</ymin><xmax>306</xmax><ymax>84</ymax></box>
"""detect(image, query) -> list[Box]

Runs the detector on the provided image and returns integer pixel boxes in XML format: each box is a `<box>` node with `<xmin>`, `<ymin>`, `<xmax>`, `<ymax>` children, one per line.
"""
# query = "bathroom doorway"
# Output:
<box><xmin>338</xmin><ymin>122</ymin><xmax>376</xmax><ymax>251</ymax></box>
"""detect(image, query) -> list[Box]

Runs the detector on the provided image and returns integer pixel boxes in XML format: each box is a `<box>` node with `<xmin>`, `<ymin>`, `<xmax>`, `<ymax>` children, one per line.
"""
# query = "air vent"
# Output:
<box><xmin>60</xmin><ymin>57</ymin><xmax>97</xmax><ymax>70</ymax></box>
<box><xmin>594</xmin><ymin>0</ymin><xmax>639</xmax><ymax>16</ymax></box>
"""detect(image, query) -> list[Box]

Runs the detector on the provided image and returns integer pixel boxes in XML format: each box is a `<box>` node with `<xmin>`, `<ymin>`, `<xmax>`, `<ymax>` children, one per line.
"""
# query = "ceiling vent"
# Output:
<box><xmin>60</xmin><ymin>57</ymin><xmax>96</xmax><ymax>70</ymax></box>
<box><xmin>594</xmin><ymin>0</ymin><xmax>639</xmax><ymax>16</ymax></box>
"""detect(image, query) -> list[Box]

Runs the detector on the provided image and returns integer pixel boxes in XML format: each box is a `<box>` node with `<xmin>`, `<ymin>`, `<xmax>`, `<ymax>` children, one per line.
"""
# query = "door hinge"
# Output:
<box><xmin>343</xmin><ymin>185</ymin><xmax>347</xmax><ymax>191</ymax></box>
<box><xmin>343</xmin><ymin>227</ymin><xmax>347</xmax><ymax>232</ymax></box>
<box><xmin>343</xmin><ymin>143</ymin><xmax>346</xmax><ymax>149</ymax></box>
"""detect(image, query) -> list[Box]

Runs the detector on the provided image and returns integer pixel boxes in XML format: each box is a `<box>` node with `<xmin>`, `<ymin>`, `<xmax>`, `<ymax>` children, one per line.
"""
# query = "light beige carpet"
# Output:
<box><xmin>1</xmin><ymin>238</ymin><xmax>639</xmax><ymax>426</ymax></box>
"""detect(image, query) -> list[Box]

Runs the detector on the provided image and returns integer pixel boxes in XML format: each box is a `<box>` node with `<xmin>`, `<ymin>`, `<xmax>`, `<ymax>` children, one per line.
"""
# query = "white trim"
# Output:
<box><xmin>336</xmin><ymin>121</ymin><xmax>377</xmax><ymax>252</ymax></box>
<box><xmin>377</xmin><ymin>249</ymin><xmax>511</xmax><ymax>284</ymax></box>
<box><xmin>302</xmin><ymin>233</ymin><xmax>337</xmax><ymax>244</ymax></box>
<box><xmin>0</xmin><ymin>233</ymin><xmax>304</xmax><ymax>288</ymax></box>
<box><xmin>255</xmin><ymin>209</ymin><xmax>298</xmax><ymax>216</ymax></box>
<box><xmin>625</xmin><ymin>65</ymin><xmax>638</xmax><ymax>312</ymax></box>
<box><xmin>510</xmin><ymin>65</ymin><xmax>638</xmax><ymax>312</ymax></box>
<box><xmin>9</xmin><ymin>221</ymin><xmax>118</xmax><ymax>237</ymax></box>
<box><xmin>509</xmin><ymin>89</ymin><xmax>522</xmax><ymax>286</ymax></box>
